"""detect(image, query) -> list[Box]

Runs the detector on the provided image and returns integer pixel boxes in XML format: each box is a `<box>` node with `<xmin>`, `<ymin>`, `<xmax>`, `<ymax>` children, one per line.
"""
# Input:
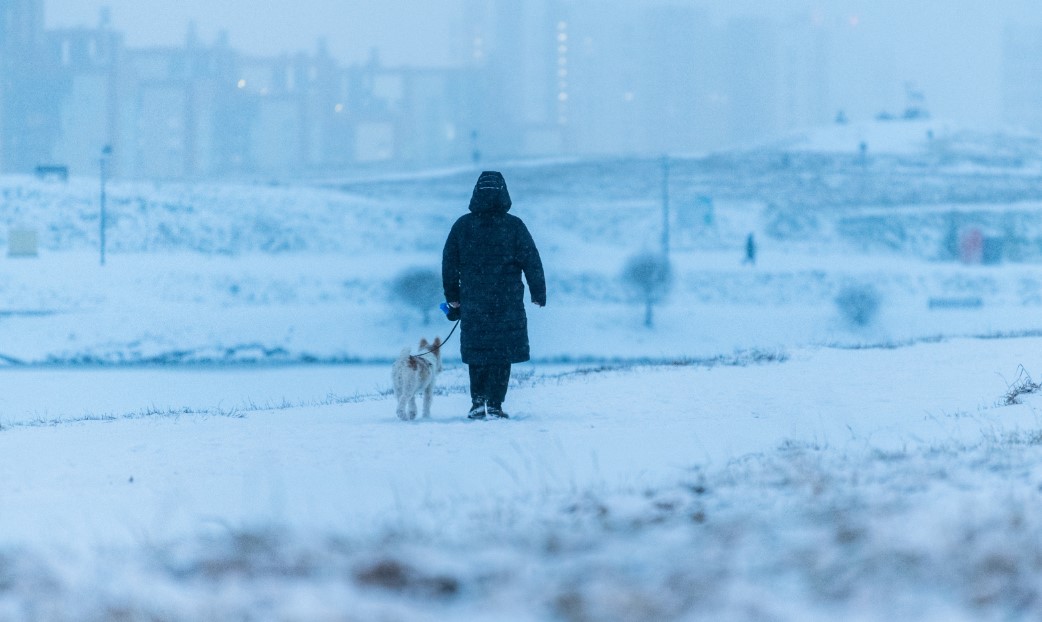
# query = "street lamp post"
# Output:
<box><xmin>661</xmin><ymin>155</ymin><xmax>670</xmax><ymax>258</ymax></box>
<box><xmin>99</xmin><ymin>145</ymin><xmax>112</xmax><ymax>266</ymax></box>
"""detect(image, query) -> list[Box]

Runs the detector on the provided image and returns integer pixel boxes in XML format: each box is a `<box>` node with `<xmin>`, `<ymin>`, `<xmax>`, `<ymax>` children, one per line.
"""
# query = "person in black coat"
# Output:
<box><xmin>743</xmin><ymin>232</ymin><xmax>757</xmax><ymax>266</ymax></box>
<box><xmin>442</xmin><ymin>171</ymin><xmax>546</xmax><ymax>420</ymax></box>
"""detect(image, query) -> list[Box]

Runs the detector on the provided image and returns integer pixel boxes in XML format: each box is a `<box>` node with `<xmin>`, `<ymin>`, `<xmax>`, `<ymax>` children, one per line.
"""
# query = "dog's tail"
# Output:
<box><xmin>397</xmin><ymin>347</ymin><xmax>412</xmax><ymax>362</ymax></box>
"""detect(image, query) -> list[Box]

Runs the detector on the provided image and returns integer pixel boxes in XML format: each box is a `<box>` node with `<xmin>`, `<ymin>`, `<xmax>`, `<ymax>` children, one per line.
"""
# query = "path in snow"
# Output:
<box><xmin>0</xmin><ymin>336</ymin><xmax>1037</xmax><ymax>551</ymax></box>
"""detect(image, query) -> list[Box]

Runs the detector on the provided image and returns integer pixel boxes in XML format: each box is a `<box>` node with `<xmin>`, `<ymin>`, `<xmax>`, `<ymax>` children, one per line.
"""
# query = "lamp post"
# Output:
<box><xmin>661</xmin><ymin>155</ymin><xmax>670</xmax><ymax>258</ymax></box>
<box><xmin>99</xmin><ymin>145</ymin><xmax>112</xmax><ymax>266</ymax></box>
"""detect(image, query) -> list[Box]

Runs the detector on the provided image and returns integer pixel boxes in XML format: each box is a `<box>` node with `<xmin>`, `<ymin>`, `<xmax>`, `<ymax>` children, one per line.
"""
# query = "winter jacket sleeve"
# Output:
<box><xmin>442</xmin><ymin>219</ymin><xmax>462</xmax><ymax>303</ymax></box>
<box><xmin>518</xmin><ymin>221</ymin><xmax>546</xmax><ymax>306</ymax></box>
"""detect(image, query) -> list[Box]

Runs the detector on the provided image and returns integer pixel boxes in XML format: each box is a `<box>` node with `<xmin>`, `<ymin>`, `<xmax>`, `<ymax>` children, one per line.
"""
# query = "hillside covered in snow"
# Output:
<box><xmin>0</xmin><ymin>121</ymin><xmax>1041</xmax><ymax>365</ymax></box>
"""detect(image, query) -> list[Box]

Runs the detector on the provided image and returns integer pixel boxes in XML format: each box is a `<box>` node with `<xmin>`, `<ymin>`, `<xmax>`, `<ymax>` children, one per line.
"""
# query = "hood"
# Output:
<box><xmin>468</xmin><ymin>171</ymin><xmax>512</xmax><ymax>214</ymax></box>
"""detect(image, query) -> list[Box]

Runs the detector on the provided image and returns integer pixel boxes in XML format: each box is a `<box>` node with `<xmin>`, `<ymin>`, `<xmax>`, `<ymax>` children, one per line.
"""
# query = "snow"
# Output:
<box><xmin>2</xmin><ymin>341</ymin><xmax>1042</xmax><ymax>619</ymax></box>
<box><xmin>4</xmin><ymin>130</ymin><xmax>1042</xmax><ymax>618</ymax></box>
<box><xmin>785</xmin><ymin>118</ymin><xmax>944</xmax><ymax>154</ymax></box>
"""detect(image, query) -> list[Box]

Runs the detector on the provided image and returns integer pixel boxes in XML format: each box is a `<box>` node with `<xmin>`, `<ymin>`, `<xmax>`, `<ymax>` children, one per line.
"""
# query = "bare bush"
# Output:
<box><xmin>835</xmin><ymin>283</ymin><xmax>881</xmax><ymax>328</ymax></box>
<box><xmin>621</xmin><ymin>252</ymin><xmax>674</xmax><ymax>328</ymax></box>
<box><xmin>390</xmin><ymin>267</ymin><xmax>442</xmax><ymax>325</ymax></box>
<box><xmin>1003</xmin><ymin>366</ymin><xmax>1041</xmax><ymax>406</ymax></box>
<box><xmin>354</xmin><ymin>558</ymin><xmax>460</xmax><ymax>599</ymax></box>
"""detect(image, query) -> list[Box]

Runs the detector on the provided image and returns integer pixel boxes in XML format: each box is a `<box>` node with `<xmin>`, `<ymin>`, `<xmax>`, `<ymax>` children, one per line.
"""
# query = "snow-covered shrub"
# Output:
<box><xmin>764</xmin><ymin>203</ymin><xmax>820</xmax><ymax>241</ymax></box>
<box><xmin>1003</xmin><ymin>366</ymin><xmax>1041</xmax><ymax>406</ymax></box>
<box><xmin>390</xmin><ymin>267</ymin><xmax>442</xmax><ymax>325</ymax></box>
<box><xmin>621</xmin><ymin>252</ymin><xmax>674</xmax><ymax>328</ymax></box>
<box><xmin>835</xmin><ymin>283</ymin><xmax>881</xmax><ymax>328</ymax></box>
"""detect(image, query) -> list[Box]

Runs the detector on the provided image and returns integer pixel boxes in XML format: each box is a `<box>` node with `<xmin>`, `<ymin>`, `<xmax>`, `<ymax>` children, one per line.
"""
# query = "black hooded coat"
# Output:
<box><xmin>442</xmin><ymin>172</ymin><xmax>546</xmax><ymax>365</ymax></box>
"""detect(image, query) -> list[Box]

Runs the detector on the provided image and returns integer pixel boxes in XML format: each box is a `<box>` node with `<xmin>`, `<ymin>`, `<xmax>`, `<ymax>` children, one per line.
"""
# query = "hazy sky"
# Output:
<box><xmin>44</xmin><ymin>0</ymin><xmax>1042</xmax><ymax>126</ymax></box>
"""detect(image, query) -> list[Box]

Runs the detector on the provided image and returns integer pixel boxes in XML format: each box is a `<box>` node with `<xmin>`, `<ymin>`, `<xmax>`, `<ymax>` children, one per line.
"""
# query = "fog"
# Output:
<box><xmin>3</xmin><ymin>0</ymin><xmax>1042</xmax><ymax>178</ymax></box>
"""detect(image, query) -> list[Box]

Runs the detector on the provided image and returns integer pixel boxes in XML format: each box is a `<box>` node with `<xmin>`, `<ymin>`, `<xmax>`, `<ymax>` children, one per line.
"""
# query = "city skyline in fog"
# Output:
<box><xmin>8</xmin><ymin>0</ymin><xmax>1042</xmax><ymax>180</ymax></box>
<box><xmin>45</xmin><ymin>0</ymin><xmax>464</xmax><ymax>66</ymax></box>
<box><xmin>43</xmin><ymin>0</ymin><xmax>1042</xmax><ymax>128</ymax></box>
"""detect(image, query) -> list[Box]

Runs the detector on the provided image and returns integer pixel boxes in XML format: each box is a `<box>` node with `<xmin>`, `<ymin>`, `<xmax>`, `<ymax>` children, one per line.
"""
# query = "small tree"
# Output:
<box><xmin>835</xmin><ymin>283</ymin><xmax>881</xmax><ymax>328</ymax></box>
<box><xmin>622</xmin><ymin>251</ymin><xmax>674</xmax><ymax>328</ymax></box>
<box><xmin>390</xmin><ymin>267</ymin><xmax>442</xmax><ymax>325</ymax></box>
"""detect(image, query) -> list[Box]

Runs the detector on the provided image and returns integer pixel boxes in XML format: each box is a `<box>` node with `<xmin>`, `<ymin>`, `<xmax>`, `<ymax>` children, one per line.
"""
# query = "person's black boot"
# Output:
<box><xmin>486</xmin><ymin>403</ymin><xmax>509</xmax><ymax>419</ymax></box>
<box><xmin>467</xmin><ymin>400</ymin><xmax>487</xmax><ymax>420</ymax></box>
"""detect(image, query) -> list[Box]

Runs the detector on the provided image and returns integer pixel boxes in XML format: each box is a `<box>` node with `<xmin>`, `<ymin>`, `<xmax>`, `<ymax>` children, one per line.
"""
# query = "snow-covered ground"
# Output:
<box><xmin>3</xmin><ymin>122</ymin><xmax>1042</xmax><ymax>619</ymax></box>
<box><xmin>2</xmin><ymin>340</ymin><xmax>1042</xmax><ymax>620</ymax></box>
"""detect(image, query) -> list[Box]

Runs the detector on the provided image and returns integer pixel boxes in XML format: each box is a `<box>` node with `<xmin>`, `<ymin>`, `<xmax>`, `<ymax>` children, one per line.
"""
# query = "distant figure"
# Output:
<box><xmin>743</xmin><ymin>233</ymin><xmax>757</xmax><ymax>266</ymax></box>
<box><xmin>442</xmin><ymin>171</ymin><xmax>546</xmax><ymax>420</ymax></box>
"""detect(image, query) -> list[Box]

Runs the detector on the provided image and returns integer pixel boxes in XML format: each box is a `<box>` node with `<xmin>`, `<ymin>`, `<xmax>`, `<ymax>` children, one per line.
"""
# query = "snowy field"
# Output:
<box><xmin>3</xmin><ymin>122</ymin><xmax>1042</xmax><ymax>619</ymax></box>
<box><xmin>3</xmin><ymin>342</ymin><xmax>1042</xmax><ymax>620</ymax></box>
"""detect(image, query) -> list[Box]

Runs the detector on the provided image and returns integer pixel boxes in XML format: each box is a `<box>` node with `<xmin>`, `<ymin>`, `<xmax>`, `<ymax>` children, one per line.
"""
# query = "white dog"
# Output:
<box><xmin>391</xmin><ymin>337</ymin><xmax>443</xmax><ymax>421</ymax></box>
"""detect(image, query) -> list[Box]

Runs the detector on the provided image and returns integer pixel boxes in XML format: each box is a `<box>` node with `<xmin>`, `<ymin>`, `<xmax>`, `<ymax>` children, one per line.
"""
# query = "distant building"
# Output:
<box><xmin>122</xmin><ymin>31</ymin><xmax>235</xmax><ymax>179</ymax></box>
<box><xmin>823</xmin><ymin>11</ymin><xmax>899</xmax><ymax>126</ymax></box>
<box><xmin>1002</xmin><ymin>25</ymin><xmax>1042</xmax><ymax>132</ymax></box>
<box><xmin>0</xmin><ymin>0</ymin><xmax>484</xmax><ymax>179</ymax></box>
<box><xmin>45</xmin><ymin>14</ymin><xmax>124</xmax><ymax>177</ymax></box>
<box><xmin>394</xmin><ymin>67</ymin><xmax>480</xmax><ymax>164</ymax></box>
<box><xmin>635</xmin><ymin>6</ymin><xmax>707</xmax><ymax>153</ymax></box>
<box><xmin>778</xmin><ymin>13</ymin><xmax>831</xmax><ymax>133</ymax></box>
<box><xmin>1</xmin><ymin>0</ymin><xmax>51</xmax><ymax>173</ymax></box>
<box><xmin>0</xmin><ymin>0</ymin><xmax>882</xmax><ymax>178</ymax></box>
<box><xmin>455</xmin><ymin>0</ymin><xmax>574</xmax><ymax>159</ymax></box>
<box><xmin>723</xmin><ymin>17</ymin><xmax>781</xmax><ymax>146</ymax></box>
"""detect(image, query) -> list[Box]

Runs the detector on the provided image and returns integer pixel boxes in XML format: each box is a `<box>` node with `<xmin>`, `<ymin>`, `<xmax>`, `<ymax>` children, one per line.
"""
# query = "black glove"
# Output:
<box><xmin>440</xmin><ymin>302</ymin><xmax>461</xmax><ymax>321</ymax></box>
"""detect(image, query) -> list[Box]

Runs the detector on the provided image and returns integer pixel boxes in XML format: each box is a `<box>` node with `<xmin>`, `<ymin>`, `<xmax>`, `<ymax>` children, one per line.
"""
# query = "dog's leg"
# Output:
<box><xmin>422</xmin><ymin>384</ymin><xmax>433</xmax><ymax>418</ymax></box>
<box><xmin>396</xmin><ymin>393</ymin><xmax>410</xmax><ymax>421</ymax></box>
<box><xmin>408</xmin><ymin>394</ymin><xmax>418</xmax><ymax>420</ymax></box>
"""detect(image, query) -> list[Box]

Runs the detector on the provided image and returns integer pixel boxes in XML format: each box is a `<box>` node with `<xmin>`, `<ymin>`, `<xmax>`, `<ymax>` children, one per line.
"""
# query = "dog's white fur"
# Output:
<box><xmin>391</xmin><ymin>337</ymin><xmax>443</xmax><ymax>420</ymax></box>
